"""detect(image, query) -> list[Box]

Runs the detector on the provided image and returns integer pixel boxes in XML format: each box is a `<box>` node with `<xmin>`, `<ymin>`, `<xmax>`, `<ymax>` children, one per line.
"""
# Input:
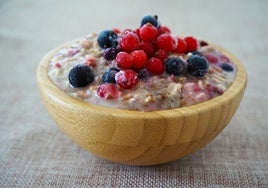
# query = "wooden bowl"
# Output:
<box><xmin>37</xmin><ymin>40</ymin><xmax>247</xmax><ymax>165</ymax></box>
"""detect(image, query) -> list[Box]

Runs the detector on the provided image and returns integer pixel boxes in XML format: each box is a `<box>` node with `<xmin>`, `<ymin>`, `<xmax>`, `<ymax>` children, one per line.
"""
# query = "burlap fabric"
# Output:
<box><xmin>0</xmin><ymin>0</ymin><xmax>267</xmax><ymax>187</ymax></box>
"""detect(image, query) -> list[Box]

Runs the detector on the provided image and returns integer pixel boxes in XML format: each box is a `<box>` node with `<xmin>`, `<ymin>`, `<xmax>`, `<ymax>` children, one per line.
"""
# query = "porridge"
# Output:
<box><xmin>48</xmin><ymin>15</ymin><xmax>236</xmax><ymax>111</ymax></box>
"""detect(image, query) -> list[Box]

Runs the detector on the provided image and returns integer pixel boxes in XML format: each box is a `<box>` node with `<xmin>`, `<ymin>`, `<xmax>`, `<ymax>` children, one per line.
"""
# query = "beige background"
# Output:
<box><xmin>1</xmin><ymin>0</ymin><xmax>267</xmax><ymax>187</ymax></box>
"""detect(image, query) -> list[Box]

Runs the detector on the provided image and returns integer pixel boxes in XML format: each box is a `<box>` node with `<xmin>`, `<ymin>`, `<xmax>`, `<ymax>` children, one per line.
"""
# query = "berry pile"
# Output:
<box><xmin>68</xmin><ymin>15</ymin><xmax>210</xmax><ymax>99</ymax></box>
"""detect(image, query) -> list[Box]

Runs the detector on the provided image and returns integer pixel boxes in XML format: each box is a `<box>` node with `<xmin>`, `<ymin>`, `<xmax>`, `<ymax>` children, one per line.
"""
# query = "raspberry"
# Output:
<box><xmin>139</xmin><ymin>23</ymin><xmax>158</xmax><ymax>41</ymax></box>
<box><xmin>130</xmin><ymin>50</ymin><xmax>147</xmax><ymax>69</ymax></box>
<box><xmin>184</xmin><ymin>36</ymin><xmax>198</xmax><ymax>52</ymax></box>
<box><xmin>115</xmin><ymin>70</ymin><xmax>138</xmax><ymax>89</ymax></box>
<box><xmin>146</xmin><ymin>57</ymin><xmax>164</xmax><ymax>75</ymax></box>
<box><xmin>157</xmin><ymin>26</ymin><xmax>171</xmax><ymax>35</ymax></box>
<box><xmin>116</xmin><ymin>51</ymin><xmax>133</xmax><ymax>69</ymax></box>
<box><xmin>175</xmin><ymin>37</ymin><xmax>187</xmax><ymax>53</ymax></box>
<box><xmin>119</xmin><ymin>31</ymin><xmax>140</xmax><ymax>52</ymax></box>
<box><xmin>139</xmin><ymin>41</ymin><xmax>155</xmax><ymax>58</ymax></box>
<box><xmin>97</xmin><ymin>83</ymin><xmax>119</xmax><ymax>99</ymax></box>
<box><xmin>157</xmin><ymin>33</ymin><xmax>177</xmax><ymax>52</ymax></box>
<box><xmin>155</xmin><ymin>49</ymin><xmax>168</xmax><ymax>61</ymax></box>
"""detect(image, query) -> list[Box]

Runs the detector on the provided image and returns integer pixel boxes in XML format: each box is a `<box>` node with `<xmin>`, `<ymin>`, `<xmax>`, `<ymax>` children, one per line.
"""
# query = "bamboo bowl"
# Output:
<box><xmin>37</xmin><ymin>41</ymin><xmax>247</xmax><ymax>166</ymax></box>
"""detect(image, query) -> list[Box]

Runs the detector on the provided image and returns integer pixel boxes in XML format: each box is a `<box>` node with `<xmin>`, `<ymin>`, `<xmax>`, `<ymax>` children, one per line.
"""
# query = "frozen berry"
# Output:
<box><xmin>187</xmin><ymin>55</ymin><xmax>209</xmax><ymax>77</ymax></box>
<box><xmin>130</xmin><ymin>50</ymin><xmax>147</xmax><ymax>69</ymax></box>
<box><xmin>139</xmin><ymin>41</ymin><xmax>155</xmax><ymax>58</ymax></box>
<box><xmin>184</xmin><ymin>36</ymin><xmax>198</xmax><ymax>52</ymax></box>
<box><xmin>205</xmin><ymin>53</ymin><xmax>218</xmax><ymax>64</ymax></box>
<box><xmin>115</xmin><ymin>70</ymin><xmax>138</xmax><ymax>89</ymax></box>
<box><xmin>157</xmin><ymin>26</ymin><xmax>171</xmax><ymax>35</ymax></box>
<box><xmin>190</xmin><ymin>51</ymin><xmax>203</xmax><ymax>57</ymax></box>
<box><xmin>146</xmin><ymin>57</ymin><xmax>164</xmax><ymax>75</ymax></box>
<box><xmin>68</xmin><ymin>64</ymin><xmax>94</xmax><ymax>88</ymax></box>
<box><xmin>139</xmin><ymin>23</ymin><xmax>158</xmax><ymax>41</ymax></box>
<box><xmin>155</xmin><ymin>49</ymin><xmax>168</xmax><ymax>61</ymax></box>
<box><xmin>102</xmin><ymin>68</ymin><xmax>120</xmax><ymax>83</ymax></box>
<box><xmin>119</xmin><ymin>31</ymin><xmax>140</xmax><ymax>52</ymax></box>
<box><xmin>138</xmin><ymin>69</ymin><xmax>150</xmax><ymax>80</ymax></box>
<box><xmin>97</xmin><ymin>83</ymin><xmax>119</xmax><ymax>99</ymax></box>
<box><xmin>103</xmin><ymin>47</ymin><xmax>121</xmax><ymax>61</ymax></box>
<box><xmin>116</xmin><ymin>51</ymin><xmax>133</xmax><ymax>69</ymax></box>
<box><xmin>97</xmin><ymin>30</ymin><xmax>118</xmax><ymax>49</ymax></box>
<box><xmin>140</xmin><ymin>15</ymin><xmax>159</xmax><ymax>28</ymax></box>
<box><xmin>165</xmin><ymin>57</ymin><xmax>185</xmax><ymax>76</ymax></box>
<box><xmin>200</xmin><ymin>40</ymin><xmax>208</xmax><ymax>47</ymax></box>
<box><xmin>220</xmin><ymin>63</ymin><xmax>234</xmax><ymax>71</ymax></box>
<box><xmin>157</xmin><ymin>33</ymin><xmax>177</xmax><ymax>52</ymax></box>
<box><xmin>175</xmin><ymin>38</ymin><xmax>187</xmax><ymax>53</ymax></box>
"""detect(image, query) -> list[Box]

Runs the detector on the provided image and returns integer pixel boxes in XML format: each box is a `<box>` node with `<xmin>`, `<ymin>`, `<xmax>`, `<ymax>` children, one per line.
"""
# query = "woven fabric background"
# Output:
<box><xmin>0</xmin><ymin>0</ymin><xmax>267</xmax><ymax>187</ymax></box>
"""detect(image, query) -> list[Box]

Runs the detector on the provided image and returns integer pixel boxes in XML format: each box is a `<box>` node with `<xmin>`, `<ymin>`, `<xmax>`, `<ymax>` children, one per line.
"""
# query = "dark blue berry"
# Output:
<box><xmin>190</xmin><ymin>51</ymin><xmax>203</xmax><ymax>57</ymax></box>
<box><xmin>187</xmin><ymin>55</ymin><xmax>209</xmax><ymax>77</ymax></box>
<box><xmin>68</xmin><ymin>64</ymin><xmax>94</xmax><ymax>87</ymax></box>
<box><xmin>97</xmin><ymin>30</ymin><xmax>118</xmax><ymax>49</ymax></box>
<box><xmin>138</xmin><ymin>69</ymin><xmax>151</xmax><ymax>80</ymax></box>
<box><xmin>141</xmin><ymin>15</ymin><xmax>159</xmax><ymax>28</ymax></box>
<box><xmin>103</xmin><ymin>47</ymin><xmax>121</xmax><ymax>61</ymax></box>
<box><xmin>165</xmin><ymin>57</ymin><xmax>185</xmax><ymax>76</ymax></box>
<box><xmin>220</xmin><ymin>63</ymin><xmax>234</xmax><ymax>72</ymax></box>
<box><xmin>102</xmin><ymin>68</ymin><xmax>120</xmax><ymax>83</ymax></box>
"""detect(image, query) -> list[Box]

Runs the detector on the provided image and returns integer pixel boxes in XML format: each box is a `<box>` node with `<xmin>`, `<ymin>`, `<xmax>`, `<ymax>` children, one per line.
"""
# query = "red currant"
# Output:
<box><xmin>130</xmin><ymin>50</ymin><xmax>148</xmax><ymax>69</ymax></box>
<box><xmin>175</xmin><ymin>37</ymin><xmax>187</xmax><ymax>53</ymax></box>
<box><xmin>157</xmin><ymin>33</ymin><xmax>177</xmax><ymax>52</ymax></box>
<box><xmin>184</xmin><ymin>36</ymin><xmax>198</xmax><ymax>52</ymax></box>
<box><xmin>116</xmin><ymin>51</ymin><xmax>133</xmax><ymax>69</ymax></box>
<box><xmin>139</xmin><ymin>23</ymin><xmax>158</xmax><ymax>41</ymax></box>
<box><xmin>146</xmin><ymin>57</ymin><xmax>164</xmax><ymax>75</ymax></box>
<box><xmin>119</xmin><ymin>31</ymin><xmax>140</xmax><ymax>52</ymax></box>
<box><xmin>115</xmin><ymin>70</ymin><xmax>138</xmax><ymax>89</ymax></box>
<box><xmin>139</xmin><ymin>41</ymin><xmax>155</xmax><ymax>58</ymax></box>
<box><xmin>154</xmin><ymin>49</ymin><xmax>168</xmax><ymax>61</ymax></box>
<box><xmin>97</xmin><ymin>83</ymin><xmax>119</xmax><ymax>99</ymax></box>
<box><xmin>157</xmin><ymin>26</ymin><xmax>171</xmax><ymax>35</ymax></box>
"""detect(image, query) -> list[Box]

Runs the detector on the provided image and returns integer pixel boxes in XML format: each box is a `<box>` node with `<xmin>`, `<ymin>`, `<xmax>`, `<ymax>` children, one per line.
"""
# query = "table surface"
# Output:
<box><xmin>1</xmin><ymin>0</ymin><xmax>267</xmax><ymax>187</ymax></box>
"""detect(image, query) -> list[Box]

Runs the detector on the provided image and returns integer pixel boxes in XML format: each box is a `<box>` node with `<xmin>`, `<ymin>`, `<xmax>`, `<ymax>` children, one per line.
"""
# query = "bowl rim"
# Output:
<box><xmin>37</xmin><ymin>39</ymin><xmax>247</xmax><ymax>119</ymax></box>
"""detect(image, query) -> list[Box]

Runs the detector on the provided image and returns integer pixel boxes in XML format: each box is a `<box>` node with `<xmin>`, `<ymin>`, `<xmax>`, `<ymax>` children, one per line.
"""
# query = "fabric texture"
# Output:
<box><xmin>0</xmin><ymin>0</ymin><xmax>267</xmax><ymax>187</ymax></box>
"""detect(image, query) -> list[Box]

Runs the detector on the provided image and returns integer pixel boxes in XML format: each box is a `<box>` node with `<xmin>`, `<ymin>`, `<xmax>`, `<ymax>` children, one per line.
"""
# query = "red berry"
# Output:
<box><xmin>112</xmin><ymin>28</ymin><xmax>121</xmax><ymax>34</ymax></box>
<box><xmin>204</xmin><ymin>53</ymin><xmax>218</xmax><ymax>64</ymax></box>
<box><xmin>139</xmin><ymin>41</ymin><xmax>155</xmax><ymax>58</ymax></box>
<box><xmin>116</xmin><ymin>52</ymin><xmax>133</xmax><ymax>69</ymax></box>
<box><xmin>115</xmin><ymin>70</ymin><xmax>138</xmax><ymax>89</ymax></box>
<box><xmin>119</xmin><ymin>31</ymin><xmax>140</xmax><ymax>52</ymax></box>
<box><xmin>130</xmin><ymin>50</ymin><xmax>147</xmax><ymax>69</ymax></box>
<box><xmin>184</xmin><ymin>36</ymin><xmax>198</xmax><ymax>52</ymax></box>
<box><xmin>157</xmin><ymin>33</ymin><xmax>177</xmax><ymax>52</ymax></box>
<box><xmin>157</xmin><ymin>26</ymin><xmax>171</xmax><ymax>35</ymax></box>
<box><xmin>146</xmin><ymin>57</ymin><xmax>164</xmax><ymax>75</ymax></box>
<box><xmin>139</xmin><ymin>23</ymin><xmax>158</xmax><ymax>41</ymax></box>
<box><xmin>175</xmin><ymin>37</ymin><xmax>187</xmax><ymax>53</ymax></box>
<box><xmin>97</xmin><ymin>83</ymin><xmax>119</xmax><ymax>99</ymax></box>
<box><xmin>155</xmin><ymin>49</ymin><xmax>168</xmax><ymax>61</ymax></box>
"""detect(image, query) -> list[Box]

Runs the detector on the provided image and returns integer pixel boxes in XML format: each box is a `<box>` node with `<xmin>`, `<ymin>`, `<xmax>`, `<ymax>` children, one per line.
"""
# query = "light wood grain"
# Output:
<box><xmin>37</xmin><ymin>40</ymin><xmax>247</xmax><ymax>165</ymax></box>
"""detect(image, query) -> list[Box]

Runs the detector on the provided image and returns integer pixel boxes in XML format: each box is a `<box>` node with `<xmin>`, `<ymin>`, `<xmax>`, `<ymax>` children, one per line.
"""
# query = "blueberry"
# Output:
<box><xmin>165</xmin><ymin>57</ymin><xmax>185</xmax><ymax>76</ymax></box>
<box><xmin>68</xmin><ymin>64</ymin><xmax>94</xmax><ymax>87</ymax></box>
<box><xmin>103</xmin><ymin>47</ymin><xmax>121</xmax><ymax>61</ymax></box>
<box><xmin>102</xmin><ymin>68</ymin><xmax>120</xmax><ymax>83</ymax></box>
<box><xmin>187</xmin><ymin>55</ymin><xmax>209</xmax><ymax>77</ymax></box>
<box><xmin>138</xmin><ymin>69</ymin><xmax>151</xmax><ymax>80</ymax></box>
<box><xmin>190</xmin><ymin>51</ymin><xmax>203</xmax><ymax>57</ymax></box>
<box><xmin>141</xmin><ymin>15</ymin><xmax>159</xmax><ymax>28</ymax></box>
<box><xmin>97</xmin><ymin>30</ymin><xmax>118</xmax><ymax>49</ymax></box>
<box><xmin>220</xmin><ymin>63</ymin><xmax>234</xmax><ymax>71</ymax></box>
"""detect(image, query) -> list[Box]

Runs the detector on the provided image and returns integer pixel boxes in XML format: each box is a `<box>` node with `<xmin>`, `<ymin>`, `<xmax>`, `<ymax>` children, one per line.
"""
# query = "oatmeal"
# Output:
<box><xmin>48</xmin><ymin>15</ymin><xmax>236</xmax><ymax>111</ymax></box>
